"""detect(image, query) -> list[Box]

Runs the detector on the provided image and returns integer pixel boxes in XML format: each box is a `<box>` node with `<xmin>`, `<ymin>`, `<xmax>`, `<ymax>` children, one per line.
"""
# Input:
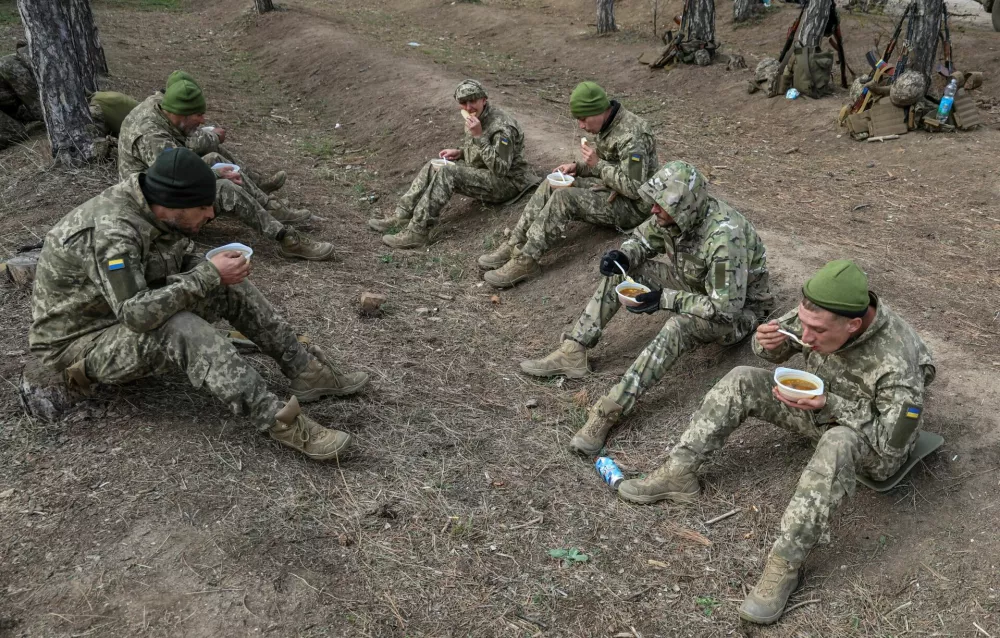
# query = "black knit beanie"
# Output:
<box><xmin>141</xmin><ymin>147</ymin><xmax>217</xmax><ymax>208</ymax></box>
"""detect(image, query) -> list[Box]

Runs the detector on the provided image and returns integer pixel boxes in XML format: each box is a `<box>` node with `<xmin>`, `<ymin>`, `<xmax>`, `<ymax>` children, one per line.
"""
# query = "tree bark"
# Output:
<box><xmin>909</xmin><ymin>0</ymin><xmax>943</xmax><ymax>82</ymax></box>
<box><xmin>255</xmin><ymin>0</ymin><xmax>275</xmax><ymax>13</ymax></box>
<box><xmin>63</xmin><ymin>0</ymin><xmax>109</xmax><ymax>86</ymax></box>
<box><xmin>733</xmin><ymin>0</ymin><xmax>757</xmax><ymax>23</ymax></box>
<box><xmin>687</xmin><ymin>0</ymin><xmax>716</xmax><ymax>48</ymax></box>
<box><xmin>16</xmin><ymin>0</ymin><xmax>95</xmax><ymax>165</ymax></box>
<box><xmin>597</xmin><ymin>0</ymin><xmax>616</xmax><ymax>34</ymax></box>
<box><xmin>795</xmin><ymin>0</ymin><xmax>833</xmax><ymax>48</ymax></box>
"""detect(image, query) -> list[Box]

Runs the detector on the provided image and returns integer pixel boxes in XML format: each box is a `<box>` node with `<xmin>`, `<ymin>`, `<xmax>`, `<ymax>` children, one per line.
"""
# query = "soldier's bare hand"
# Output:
<box><xmin>756</xmin><ymin>321</ymin><xmax>787</xmax><ymax>351</ymax></box>
<box><xmin>213</xmin><ymin>127</ymin><xmax>227</xmax><ymax>143</ymax></box>
<box><xmin>211</xmin><ymin>251</ymin><xmax>250</xmax><ymax>285</ymax></box>
<box><xmin>439</xmin><ymin>149</ymin><xmax>462</xmax><ymax>161</ymax></box>
<box><xmin>772</xmin><ymin>386</ymin><xmax>826</xmax><ymax>411</ymax></box>
<box><xmin>553</xmin><ymin>163</ymin><xmax>576</xmax><ymax>176</ymax></box>
<box><xmin>581</xmin><ymin>143</ymin><xmax>599</xmax><ymax>167</ymax></box>
<box><xmin>465</xmin><ymin>115</ymin><xmax>483</xmax><ymax>138</ymax></box>
<box><xmin>218</xmin><ymin>167</ymin><xmax>243</xmax><ymax>186</ymax></box>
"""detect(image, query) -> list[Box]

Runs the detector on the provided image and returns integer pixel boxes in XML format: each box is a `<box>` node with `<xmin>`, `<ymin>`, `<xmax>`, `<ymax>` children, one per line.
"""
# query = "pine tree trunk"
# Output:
<box><xmin>795</xmin><ymin>0</ymin><xmax>833</xmax><ymax>48</ymax></box>
<box><xmin>63</xmin><ymin>0</ymin><xmax>109</xmax><ymax>85</ymax></box>
<box><xmin>733</xmin><ymin>0</ymin><xmax>757</xmax><ymax>23</ymax></box>
<box><xmin>597</xmin><ymin>0</ymin><xmax>617</xmax><ymax>33</ymax></box>
<box><xmin>687</xmin><ymin>0</ymin><xmax>716</xmax><ymax>49</ymax></box>
<box><xmin>909</xmin><ymin>0</ymin><xmax>943</xmax><ymax>82</ymax></box>
<box><xmin>255</xmin><ymin>0</ymin><xmax>275</xmax><ymax>13</ymax></box>
<box><xmin>16</xmin><ymin>0</ymin><xmax>95</xmax><ymax>165</ymax></box>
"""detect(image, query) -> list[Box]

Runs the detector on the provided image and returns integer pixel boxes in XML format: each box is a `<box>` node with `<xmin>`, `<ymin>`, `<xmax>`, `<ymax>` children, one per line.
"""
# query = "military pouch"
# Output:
<box><xmin>792</xmin><ymin>48</ymin><xmax>835</xmax><ymax>99</ymax></box>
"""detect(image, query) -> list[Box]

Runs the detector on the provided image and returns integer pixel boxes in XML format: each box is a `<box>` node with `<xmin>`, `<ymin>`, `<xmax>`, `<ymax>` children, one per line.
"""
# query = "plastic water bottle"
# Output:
<box><xmin>936</xmin><ymin>79</ymin><xmax>958</xmax><ymax>123</ymax></box>
<box><xmin>785</xmin><ymin>88</ymin><xmax>800</xmax><ymax>100</ymax></box>
<box><xmin>762</xmin><ymin>0</ymin><xmax>771</xmax><ymax>7</ymax></box>
<box><xmin>595</xmin><ymin>457</ymin><xmax>625</xmax><ymax>489</ymax></box>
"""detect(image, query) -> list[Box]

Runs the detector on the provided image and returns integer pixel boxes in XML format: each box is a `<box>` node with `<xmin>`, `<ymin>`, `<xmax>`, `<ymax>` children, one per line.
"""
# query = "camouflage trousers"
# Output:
<box><xmin>398</xmin><ymin>161</ymin><xmax>523</xmax><ymax>232</ymax></box>
<box><xmin>568</xmin><ymin>259</ymin><xmax>760</xmax><ymax>414</ymax></box>
<box><xmin>58</xmin><ymin>280</ymin><xmax>309</xmax><ymax>431</ymax></box>
<box><xmin>670</xmin><ymin>366</ymin><xmax>898</xmax><ymax>565</ymax></box>
<box><xmin>210</xmin><ymin>144</ymin><xmax>275</xmax><ymax>191</ymax></box>
<box><xmin>203</xmin><ymin>152</ymin><xmax>285</xmax><ymax>240</ymax></box>
<box><xmin>511</xmin><ymin>178</ymin><xmax>648</xmax><ymax>262</ymax></box>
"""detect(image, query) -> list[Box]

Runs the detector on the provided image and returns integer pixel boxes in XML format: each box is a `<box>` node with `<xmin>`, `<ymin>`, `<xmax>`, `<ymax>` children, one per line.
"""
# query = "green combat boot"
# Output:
<box><xmin>382</xmin><ymin>226</ymin><xmax>429</xmax><ymax>249</ymax></box>
<box><xmin>278</xmin><ymin>229</ymin><xmax>335</xmax><ymax>261</ymax></box>
<box><xmin>477</xmin><ymin>242</ymin><xmax>514</xmax><ymax>271</ymax></box>
<box><xmin>738</xmin><ymin>554</ymin><xmax>801</xmax><ymax>625</ymax></box>
<box><xmin>617</xmin><ymin>455</ymin><xmax>701</xmax><ymax>504</ymax></box>
<box><xmin>368</xmin><ymin>208</ymin><xmax>411</xmax><ymax>233</ymax></box>
<box><xmin>483</xmin><ymin>252</ymin><xmax>541</xmax><ymax>288</ymax></box>
<box><xmin>269</xmin><ymin>396</ymin><xmax>351</xmax><ymax>460</ymax></box>
<box><xmin>257</xmin><ymin>170</ymin><xmax>286</xmax><ymax>194</ymax></box>
<box><xmin>266</xmin><ymin>199</ymin><xmax>312</xmax><ymax>225</ymax></box>
<box><xmin>290</xmin><ymin>345</ymin><xmax>370</xmax><ymax>402</ymax></box>
<box><xmin>569</xmin><ymin>396</ymin><xmax>623</xmax><ymax>455</ymax></box>
<box><xmin>519</xmin><ymin>339</ymin><xmax>589</xmax><ymax>379</ymax></box>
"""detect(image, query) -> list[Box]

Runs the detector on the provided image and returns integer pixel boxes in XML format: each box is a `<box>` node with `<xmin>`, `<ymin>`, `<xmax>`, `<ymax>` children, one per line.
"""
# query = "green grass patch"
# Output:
<box><xmin>0</xmin><ymin>2</ymin><xmax>19</xmax><ymax>27</ymax></box>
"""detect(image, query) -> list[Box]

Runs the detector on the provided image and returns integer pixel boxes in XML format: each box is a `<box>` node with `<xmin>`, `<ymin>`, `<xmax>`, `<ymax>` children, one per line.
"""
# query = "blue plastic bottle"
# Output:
<box><xmin>936</xmin><ymin>79</ymin><xmax>958</xmax><ymax>123</ymax></box>
<box><xmin>595</xmin><ymin>457</ymin><xmax>625</xmax><ymax>489</ymax></box>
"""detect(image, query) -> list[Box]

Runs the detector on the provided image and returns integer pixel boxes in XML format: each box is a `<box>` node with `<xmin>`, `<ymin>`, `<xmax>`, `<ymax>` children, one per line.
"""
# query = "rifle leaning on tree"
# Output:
<box><xmin>766</xmin><ymin>2</ymin><xmax>807</xmax><ymax>96</ymax></box>
<box><xmin>891</xmin><ymin>1</ymin><xmax>916</xmax><ymax>81</ymax></box>
<box><xmin>846</xmin><ymin>2</ymin><xmax>913</xmax><ymax>115</ymax></box>
<box><xmin>651</xmin><ymin>0</ymin><xmax>693</xmax><ymax>69</ymax></box>
<box><xmin>936</xmin><ymin>3</ymin><xmax>954</xmax><ymax>76</ymax></box>
<box><xmin>826</xmin><ymin>2</ymin><xmax>854</xmax><ymax>89</ymax></box>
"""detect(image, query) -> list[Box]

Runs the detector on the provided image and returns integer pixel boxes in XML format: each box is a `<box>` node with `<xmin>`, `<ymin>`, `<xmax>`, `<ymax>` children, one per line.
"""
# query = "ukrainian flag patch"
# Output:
<box><xmin>905</xmin><ymin>406</ymin><xmax>921</xmax><ymax>419</ymax></box>
<box><xmin>108</xmin><ymin>258</ymin><xmax>125</xmax><ymax>271</ymax></box>
<box><xmin>630</xmin><ymin>153</ymin><xmax>641</xmax><ymax>161</ymax></box>
<box><xmin>500</xmin><ymin>138</ymin><xmax>509</xmax><ymax>145</ymax></box>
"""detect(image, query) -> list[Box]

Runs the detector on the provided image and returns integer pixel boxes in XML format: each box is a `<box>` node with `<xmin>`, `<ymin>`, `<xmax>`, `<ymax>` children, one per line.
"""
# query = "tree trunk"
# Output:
<box><xmin>63</xmin><ymin>0</ymin><xmax>109</xmax><ymax>86</ymax></box>
<box><xmin>597</xmin><ymin>0</ymin><xmax>616</xmax><ymax>34</ymax></box>
<box><xmin>733</xmin><ymin>0</ymin><xmax>757</xmax><ymax>23</ymax></box>
<box><xmin>255</xmin><ymin>0</ymin><xmax>275</xmax><ymax>13</ymax></box>
<box><xmin>2</xmin><ymin>249</ymin><xmax>40</xmax><ymax>287</ymax></box>
<box><xmin>687</xmin><ymin>0</ymin><xmax>716</xmax><ymax>48</ymax></box>
<box><xmin>908</xmin><ymin>0</ymin><xmax>943</xmax><ymax>82</ymax></box>
<box><xmin>16</xmin><ymin>0</ymin><xmax>95</xmax><ymax>165</ymax></box>
<box><xmin>795</xmin><ymin>0</ymin><xmax>833</xmax><ymax>48</ymax></box>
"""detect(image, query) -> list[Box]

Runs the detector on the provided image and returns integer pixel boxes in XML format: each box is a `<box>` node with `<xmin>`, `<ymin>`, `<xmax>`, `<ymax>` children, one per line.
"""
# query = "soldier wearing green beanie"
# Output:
<box><xmin>118</xmin><ymin>71</ymin><xmax>336</xmax><ymax>261</ymax></box>
<box><xmin>30</xmin><ymin>146</ymin><xmax>371</xmax><ymax>463</ymax></box>
<box><xmin>617</xmin><ymin>259</ymin><xmax>935</xmax><ymax>626</ymax></box>
<box><xmin>480</xmin><ymin>80</ymin><xmax>658</xmax><ymax>288</ymax></box>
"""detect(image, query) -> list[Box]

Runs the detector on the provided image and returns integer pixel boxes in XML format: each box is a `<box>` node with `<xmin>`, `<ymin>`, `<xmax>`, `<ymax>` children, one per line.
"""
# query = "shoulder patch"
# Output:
<box><xmin>108</xmin><ymin>258</ymin><xmax>125</xmax><ymax>271</ymax></box>
<box><xmin>889</xmin><ymin>402</ymin><xmax>923</xmax><ymax>449</ymax></box>
<box><xmin>500</xmin><ymin>137</ymin><xmax>510</xmax><ymax>145</ymax></box>
<box><xmin>630</xmin><ymin>153</ymin><xmax>642</xmax><ymax>161</ymax></box>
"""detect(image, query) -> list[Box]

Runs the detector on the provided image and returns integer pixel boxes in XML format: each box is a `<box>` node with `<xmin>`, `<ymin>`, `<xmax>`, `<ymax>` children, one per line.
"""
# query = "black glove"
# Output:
<box><xmin>599</xmin><ymin>250</ymin><xmax>630</xmax><ymax>277</ymax></box>
<box><xmin>626</xmin><ymin>289</ymin><xmax>662</xmax><ymax>314</ymax></box>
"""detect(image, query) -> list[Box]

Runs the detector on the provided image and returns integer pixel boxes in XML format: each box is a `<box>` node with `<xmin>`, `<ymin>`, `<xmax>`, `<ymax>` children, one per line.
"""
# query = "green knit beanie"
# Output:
<box><xmin>802</xmin><ymin>260</ymin><xmax>870</xmax><ymax>317</ymax></box>
<box><xmin>569</xmin><ymin>81</ymin><xmax>610</xmax><ymax>118</ymax></box>
<box><xmin>166</xmin><ymin>70</ymin><xmax>200</xmax><ymax>90</ymax></box>
<box><xmin>142</xmin><ymin>148</ymin><xmax>217</xmax><ymax>209</ymax></box>
<box><xmin>161</xmin><ymin>79</ymin><xmax>206</xmax><ymax>116</ymax></box>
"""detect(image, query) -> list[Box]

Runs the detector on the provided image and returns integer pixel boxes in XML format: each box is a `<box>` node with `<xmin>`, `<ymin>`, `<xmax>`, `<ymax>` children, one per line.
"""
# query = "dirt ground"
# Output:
<box><xmin>1</xmin><ymin>0</ymin><xmax>1000</xmax><ymax>635</ymax></box>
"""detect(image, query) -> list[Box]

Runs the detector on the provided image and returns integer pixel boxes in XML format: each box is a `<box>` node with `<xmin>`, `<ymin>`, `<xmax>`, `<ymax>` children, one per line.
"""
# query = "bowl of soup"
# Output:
<box><xmin>774</xmin><ymin>367</ymin><xmax>824</xmax><ymax>401</ymax></box>
<box><xmin>206</xmin><ymin>242</ymin><xmax>253</xmax><ymax>263</ymax></box>
<box><xmin>430</xmin><ymin>158</ymin><xmax>455</xmax><ymax>170</ymax></box>
<box><xmin>210</xmin><ymin>162</ymin><xmax>240</xmax><ymax>174</ymax></box>
<box><xmin>615</xmin><ymin>281</ymin><xmax>651</xmax><ymax>307</ymax></box>
<box><xmin>546</xmin><ymin>173</ymin><xmax>575</xmax><ymax>189</ymax></box>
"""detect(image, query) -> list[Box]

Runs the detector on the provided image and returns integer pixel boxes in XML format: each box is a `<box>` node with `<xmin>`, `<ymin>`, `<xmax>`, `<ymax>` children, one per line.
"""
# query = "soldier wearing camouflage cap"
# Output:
<box><xmin>118</xmin><ymin>71</ymin><xmax>334</xmax><ymax>261</ymax></box>
<box><xmin>30</xmin><ymin>148</ymin><xmax>371</xmax><ymax>461</ymax></box>
<box><xmin>618</xmin><ymin>259</ymin><xmax>935</xmax><ymax>625</ymax></box>
<box><xmin>521</xmin><ymin>160</ymin><xmax>773</xmax><ymax>449</ymax></box>
<box><xmin>369</xmin><ymin>79</ymin><xmax>539</xmax><ymax>248</ymax></box>
<box><xmin>479</xmin><ymin>81</ymin><xmax>658</xmax><ymax>288</ymax></box>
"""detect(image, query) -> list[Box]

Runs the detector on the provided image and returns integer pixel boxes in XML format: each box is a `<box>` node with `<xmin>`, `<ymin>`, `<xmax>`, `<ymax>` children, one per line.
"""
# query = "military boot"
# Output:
<box><xmin>266</xmin><ymin>199</ymin><xmax>312</xmax><ymax>225</ymax></box>
<box><xmin>483</xmin><ymin>253</ymin><xmax>541</xmax><ymax>288</ymax></box>
<box><xmin>269</xmin><ymin>396</ymin><xmax>351</xmax><ymax>460</ymax></box>
<box><xmin>257</xmin><ymin>170</ymin><xmax>286</xmax><ymax>194</ymax></box>
<box><xmin>278</xmin><ymin>229</ymin><xmax>335</xmax><ymax>261</ymax></box>
<box><xmin>569</xmin><ymin>396</ymin><xmax>623</xmax><ymax>455</ymax></box>
<box><xmin>289</xmin><ymin>346</ymin><xmax>370</xmax><ymax>402</ymax></box>
<box><xmin>477</xmin><ymin>242</ymin><xmax>514</xmax><ymax>271</ymax></box>
<box><xmin>738</xmin><ymin>554</ymin><xmax>801</xmax><ymax>625</ymax></box>
<box><xmin>368</xmin><ymin>208</ymin><xmax>411</xmax><ymax>233</ymax></box>
<box><xmin>382</xmin><ymin>226</ymin><xmax>428</xmax><ymax>249</ymax></box>
<box><xmin>519</xmin><ymin>339</ymin><xmax>589</xmax><ymax>379</ymax></box>
<box><xmin>617</xmin><ymin>453</ymin><xmax>701</xmax><ymax>504</ymax></box>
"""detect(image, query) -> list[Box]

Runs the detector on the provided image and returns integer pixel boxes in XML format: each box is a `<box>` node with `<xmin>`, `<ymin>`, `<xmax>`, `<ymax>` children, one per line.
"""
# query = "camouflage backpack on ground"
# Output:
<box><xmin>792</xmin><ymin>47</ymin><xmax>835</xmax><ymax>99</ymax></box>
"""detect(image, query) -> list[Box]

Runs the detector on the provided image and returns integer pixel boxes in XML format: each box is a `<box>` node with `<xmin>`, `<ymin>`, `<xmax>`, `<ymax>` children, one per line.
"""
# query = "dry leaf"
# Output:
<box><xmin>490</xmin><ymin>295</ymin><xmax>501</xmax><ymax>305</ymax></box>
<box><xmin>572</xmin><ymin>389</ymin><xmax>589</xmax><ymax>406</ymax></box>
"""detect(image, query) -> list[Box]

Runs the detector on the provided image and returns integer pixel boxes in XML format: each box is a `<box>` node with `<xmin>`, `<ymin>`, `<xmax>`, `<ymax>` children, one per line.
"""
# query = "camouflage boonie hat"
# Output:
<box><xmin>454</xmin><ymin>79</ymin><xmax>487</xmax><ymax>102</ymax></box>
<box><xmin>638</xmin><ymin>160</ymin><xmax>706</xmax><ymax>214</ymax></box>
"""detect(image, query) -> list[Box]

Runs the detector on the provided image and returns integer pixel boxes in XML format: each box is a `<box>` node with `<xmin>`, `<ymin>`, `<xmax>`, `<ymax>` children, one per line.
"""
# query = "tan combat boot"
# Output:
<box><xmin>477</xmin><ymin>242</ymin><xmax>514</xmax><ymax>271</ymax></box>
<box><xmin>519</xmin><ymin>339</ymin><xmax>589</xmax><ymax>379</ymax></box>
<box><xmin>568</xmin><ymin>396</ymin><xmax>623</xmax><ymax>455</ymax></box>
<box><xmin>617</xmin><ymin>456</ymin><xmax>701</xmax><ymax>504</ymax></box>
<box><xmin>266</xmin><ymin>199</ymin><xmax>312</xmax><ymax>225</ymax></box>
<box><xmin>257</xmin><ymin>170</ymin><xmax>286</xmax><ymax>194</ymax></box>
<box><xmin>368</xmin><ymin>208</ymin><xmax>411</xmax><ymax>233</ymax></box>
<box><xmin>269</xmin><ymin>396</ymin><xmax>351</xmax><ymax>460</ymax></box>
<box><xmin>278</xmin><ymin>229</ymin><xmax>335</xmax><ymax>261</ymax></box>
<box><xmin>290</xmin><ymin>346</ymin><xmax>370</xmax><ymax>403</ymax></box>
<box><xmin>483</xmin><ymin>252</ymin><xmax>541</xmax><ymax>288</ymax></box>
<box><xmin>382</xmin><ymin>226</ymin><xmax>428</xmax><ymax>249</ymax></box>
<box><xmin>738</xmin><ymin>554</ymin><xmax>801</xmax><ymax>624</ymax></box>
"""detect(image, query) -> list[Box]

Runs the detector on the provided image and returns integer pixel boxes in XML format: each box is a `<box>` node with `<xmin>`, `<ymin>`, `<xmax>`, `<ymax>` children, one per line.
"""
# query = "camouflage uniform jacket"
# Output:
<box><xmin>459</xmin><ymin>103</ymin><xmax>537</xmax><ymax>191</ymax></box>
<box><xmin>575</xmin><ymin>104</ymin><xmax>658</xmax><ymax>213</ymax></box>
<box><xmin>618</xmin><ymin>196</ymin><xmax>772</xmax><ymax>324</ymax></box>
<box><xmin>29</xmin><ymin>174</ymin><xmax>222</xmax><ymax>367</ymax></box>
<box><xmin>753</xmin><ymin>295</ymin><xmax>936</xmax><ymax>468</ymax></box>
<box><xmin>117</xmin><ymin>93</ymin><xmax>221</xmax><ymax>180</ymax></box>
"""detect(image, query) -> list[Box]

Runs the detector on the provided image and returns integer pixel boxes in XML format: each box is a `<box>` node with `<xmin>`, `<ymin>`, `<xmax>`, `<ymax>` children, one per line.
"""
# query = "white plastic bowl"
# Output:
<box><xmin>430</xmin><ymin>158</ymin><xmax>454</xmax><ymax>170</ymax></box>
<box><xmin>206</xmin><ymin>242</ymin><xmax>253</xmax><ymax>262</ymax></box>
<box><xmin>615</xmin><ymin>280</ymin><xmax>651</xmax><ymax>307</ymax></box>
<box><xmin>774</xmin><ymin>367</ymin><xmax>825</xmax><ymax>401</ymax></box>
<box><xmin>210</xmin><ymin>162</ymin><xmax>240</xmax><ymax>174</ymax></box>
<box><xmin>546</xmin><ymin>173</ymin><xmax>575</xmax><ymax>189</ymax></box>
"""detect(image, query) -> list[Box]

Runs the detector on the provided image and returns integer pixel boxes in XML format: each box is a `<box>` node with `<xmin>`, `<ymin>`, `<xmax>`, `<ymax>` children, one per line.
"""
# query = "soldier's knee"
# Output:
<box><xmin>202</xmin><ymin>152</ymin><xmax>225</xmax><ymax>165</ymax></box>
<box><xmin>724</xmin><ymin>365</ymin><xmax>760</xmax><ymax>384</ymax></box>
<box><xmin>160</xmin><ymin>311</ymin><xmax>213</xmax><ymax>337</ymax></box>
<box><xmin>817</xmin><ymin>426</ymin><xmax>859</xmax><ymax>453</ymax></box>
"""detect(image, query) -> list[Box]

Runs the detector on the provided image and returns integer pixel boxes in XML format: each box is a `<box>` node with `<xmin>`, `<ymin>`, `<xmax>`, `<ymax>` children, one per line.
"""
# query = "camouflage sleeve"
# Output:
<box><xmin>185</xmin><ymin>128</ymin><xmax>220</xmax><ymax>155</ymax></box>
<box><xmin>659</xmin><ymin>234</ymin><xmax>748</xmax><ymax>323</ymax></box>
<box><xmin>595</xmin><ymin>132</ymin><xmax>657</xmax><ymax>199</ymax></box>
<box><xmin>822</xmin><ymin>374</ymin><xmax>926</xmax><ymax>457</ymax></box>
<box><xmin>752</xmin><ymin>307</ymin><xmax>800</xmax><ymax>363</ymax></box>
<box><xmin>473</xmin><ymin>126</ymin><xmax>515</xmax><ymax>177</ymax></box>
<box><xmin>90</xmin><ymin>220</ymin><xmax>221</xmax><ymax>333</ymax></box>
<box><xmin>132</xmin><ymin>130</ymin><xmax>180</xmax><ymax>169</ymax></box>
<box><xmin>618</xmin><ymin>219</ymin><xmax>661</xmax><ymax>269</ymax></box>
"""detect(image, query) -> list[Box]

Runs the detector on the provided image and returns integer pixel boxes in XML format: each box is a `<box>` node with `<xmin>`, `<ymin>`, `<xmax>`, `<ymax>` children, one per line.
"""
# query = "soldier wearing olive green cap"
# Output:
<box><xmin>118</xmin><ymin>72</ymin><xmax>334</xmax><ymax>261</ymax></box>
<box><xmin>369</xmin><ymin>79</ymin><xmax>538</xmax><ymax>249</ymax></box>
<box><xmin>480</xmin><ymin>81</ymin><xmax>658</xmax><ymax>288</ymax></box>
<box><xmin>617</xmin><ymin>259</ymin><xmax>935</xmax><ymax>626</ymax></box>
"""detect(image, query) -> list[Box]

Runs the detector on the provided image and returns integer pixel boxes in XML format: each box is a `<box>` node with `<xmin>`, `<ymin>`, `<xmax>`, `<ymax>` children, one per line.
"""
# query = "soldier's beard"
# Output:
<box><xmin>162</xmin><ymin>219</ymin><xmax>203</xmax><ymax>236</ymax></box>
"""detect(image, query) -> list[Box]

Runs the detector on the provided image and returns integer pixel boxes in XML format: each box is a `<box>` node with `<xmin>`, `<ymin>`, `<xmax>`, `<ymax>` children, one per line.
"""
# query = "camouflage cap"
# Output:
<box><xmin>638</xmin><ymin>161</ymin><xmax>707</xmax><ymax>227</ymax></box>
<box><xmin>454</xmin><ymin>79</ymin><xmax>487</xmax><ymax>102</ymax></box>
